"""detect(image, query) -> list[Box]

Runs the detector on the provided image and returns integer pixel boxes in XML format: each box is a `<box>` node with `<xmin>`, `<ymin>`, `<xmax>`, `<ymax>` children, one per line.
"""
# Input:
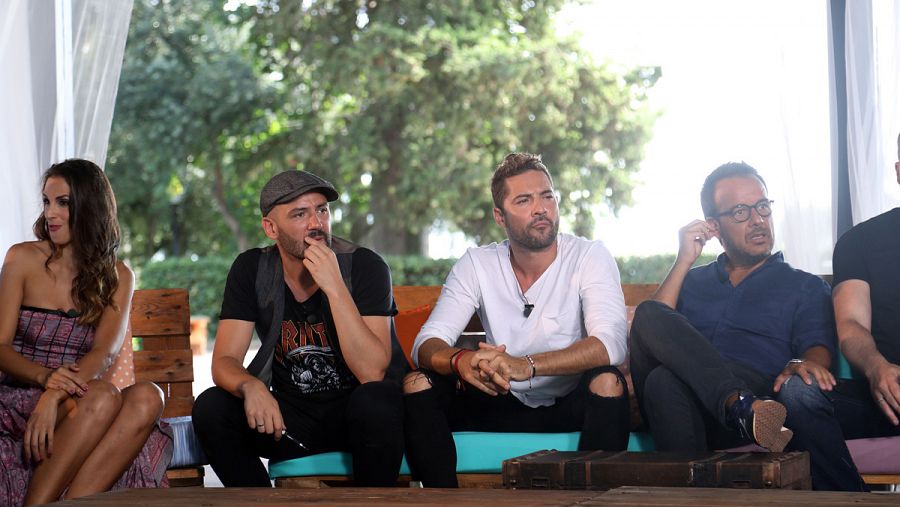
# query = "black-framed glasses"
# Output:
<box><xmin>712</xmin><ymin>199</ymin><xmax>774</xmax><ymax>223</ymax></box>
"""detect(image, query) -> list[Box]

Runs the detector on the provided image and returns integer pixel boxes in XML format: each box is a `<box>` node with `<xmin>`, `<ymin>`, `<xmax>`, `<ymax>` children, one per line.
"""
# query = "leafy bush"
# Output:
<box><xmin>384</xmin><ymin>256</ymin><xmax>456</xmax><ymax>286</ymax></box>
<box><xmin>136</xmin><ymin>256</ymin><xmax>233</xmax><ymax>337</ymax></box>
<box><xmin>616</xmin><ymin>253</ymin><xmax>717</xmax><ymax>284</ymax></box>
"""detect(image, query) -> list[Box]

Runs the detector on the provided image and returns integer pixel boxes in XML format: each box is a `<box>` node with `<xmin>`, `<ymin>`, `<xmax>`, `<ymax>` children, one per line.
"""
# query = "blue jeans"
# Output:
<box><xmin>629</xmin><ymin>300</ymin><xmax>866</xmax><ymax>491</ymax></box>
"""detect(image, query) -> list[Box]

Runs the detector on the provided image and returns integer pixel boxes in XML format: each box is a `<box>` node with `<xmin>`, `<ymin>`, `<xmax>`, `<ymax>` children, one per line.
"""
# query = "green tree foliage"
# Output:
<box><xmin>109</xmin><ymin>0</ymin><xmax>659</xmax><ymax>263</ymax></box>
<box><xmin>245</xmin><ymin>0</ymin><xmax>659</xmax><ymax>253</ymax></box>
<box><xmin>107</xmin><ymin>0</ymin><xmax>276</xmax><ymax>262</ymax></box>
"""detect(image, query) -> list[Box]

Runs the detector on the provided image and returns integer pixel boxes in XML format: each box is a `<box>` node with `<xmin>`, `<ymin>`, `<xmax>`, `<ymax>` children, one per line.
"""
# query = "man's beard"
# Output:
<box><xmin>280</xmin><ymin>229</ymin><xmax>331</xmax><ymax>260</ymax></box>
<box><xmin>719</xmin><ymin>227</ymin><xmax>772</xmax><ymax>267</ymax></box>
<box><xmin>506</xmin><ymin>215</ymin><xmax>559</xmax><ymax>251</ymax></box>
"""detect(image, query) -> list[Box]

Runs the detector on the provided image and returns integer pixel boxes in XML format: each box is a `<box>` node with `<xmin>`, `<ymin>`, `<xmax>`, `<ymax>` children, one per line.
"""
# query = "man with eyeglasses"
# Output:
<box><xmin>831</xmin><ymin>133</ymin><xmax>900</xmax><ymax>441</ymax></box>
<box><xmin>629</xmin><ymin>162</ymin><xmax>865</xmax><ymax>491</ymax></box>
<box><xmin>403</xmin><ymin>152</ymin><xmax>630</xmax><ymax>487</ymax></box>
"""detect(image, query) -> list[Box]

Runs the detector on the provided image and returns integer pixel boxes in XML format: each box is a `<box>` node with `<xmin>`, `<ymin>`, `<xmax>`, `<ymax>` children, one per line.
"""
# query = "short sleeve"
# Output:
<box><xmin>219</xmin><ymin>249</ymin><xmax>261</xmax><ymax>322</ymax></box>
<box><xmin>349</xmin><ymin>248</ymin><xmax>397</xmax><ymax>317</ymax></box>
<box><xmin>833</xmin><ymin>228</ymin><xmax>868</xmax><ymax>286</ymax></box>
<box><xmin>790</xmin><ymin>275</ymin><xmax>837</xmax><ymax>357</ymax></box>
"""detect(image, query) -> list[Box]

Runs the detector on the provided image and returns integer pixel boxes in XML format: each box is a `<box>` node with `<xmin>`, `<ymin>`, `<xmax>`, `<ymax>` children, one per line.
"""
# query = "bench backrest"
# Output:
<box><xmin>130</xmin><ymin>288</ymin><xmax>194</xmax><ymax>419</ymax></box>
<box><xmin>394</xmin><ymin>283</ymin><xmax>660</xmax><ymax>313</ymax></box>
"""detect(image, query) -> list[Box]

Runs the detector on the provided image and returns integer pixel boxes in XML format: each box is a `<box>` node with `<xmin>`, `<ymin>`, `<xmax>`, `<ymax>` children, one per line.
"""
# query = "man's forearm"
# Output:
<box><xmin>800</xmin><ymin>345</ymin><xmax>832</xmax><ymax>369</ymax></box>
<box><xmin>653</xmin><ymin>259</ymin><xmax>692</xmax><ymax>309</ymax></box>
<box><xmin>840</xmin><ymin>322</ymin><xmax>890</xmax><ymax>378</ymax></box>
<box><xmin>324</xmin><ymin>287</ymin><xmax>391</xmax><ymax>382</ymax></box>
<box><xmin>417</xmin><ymin>338</ymin><xmax>458</xmax><ymax>375</ymax></box>
<box><xmin>212</xmin><ymin>356</ymin><xmax>264</xmax><ymax>398</ymax></box>
<box><xmin>528</xmin><ymin>337</ymin><xmax>611</xmax><ymax>377</ymax></box>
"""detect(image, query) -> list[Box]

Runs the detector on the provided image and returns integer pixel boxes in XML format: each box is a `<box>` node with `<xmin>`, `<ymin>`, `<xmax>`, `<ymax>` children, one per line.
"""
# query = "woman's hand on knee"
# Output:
<box><xmin>41</xmin><ymin>363</ymin><xmax>89</xmax><ymax>397</ymax></box>
<box><xmin>24</xmin><ymin>390</ymin><xmax>65</xmax><ymax>462</ymax></box>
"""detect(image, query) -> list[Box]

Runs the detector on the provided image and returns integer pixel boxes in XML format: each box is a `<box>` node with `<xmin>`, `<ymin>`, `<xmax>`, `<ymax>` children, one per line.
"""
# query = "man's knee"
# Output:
<box><xmin>192</xmin><ymin>386</ymin><xmax>237</xmax><ymax>431</ymax></box>
<box><xmin>643</xmin><ymin>366</ymin><xmax>680</xmax><ymax>405</ymax></box>
<box><xmin>777</xmin><ymin>375</ymin><xmax>828</xmax><ymax>412</ymax></box>
<box><xmin>631</xmin><ymin>300</ymin><xmax>671</xmax><ymax>343</ymax></box>
<box><xmin>402</xmin><ymin>370</ymin><xmax>434</xmax><ymax>395</ymax></box>
<box><xmin>588</xmin><ymin>369</ymin><xmax>626</xmax><ymax>398</ymax></box>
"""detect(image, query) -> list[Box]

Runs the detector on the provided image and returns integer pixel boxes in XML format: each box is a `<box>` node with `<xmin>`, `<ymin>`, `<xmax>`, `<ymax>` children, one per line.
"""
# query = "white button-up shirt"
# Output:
<box><xmin>413</xmin><ymin>233</ymin><xmax>627</xmax><ymax>408</ymax></box>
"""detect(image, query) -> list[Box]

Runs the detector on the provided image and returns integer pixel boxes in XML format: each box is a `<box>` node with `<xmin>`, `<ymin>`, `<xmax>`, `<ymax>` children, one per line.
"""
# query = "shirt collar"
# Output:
<box><xmin>713</xmin><ymin>251</ymin><xmax>784</xmax><ymax>284</ymax></box>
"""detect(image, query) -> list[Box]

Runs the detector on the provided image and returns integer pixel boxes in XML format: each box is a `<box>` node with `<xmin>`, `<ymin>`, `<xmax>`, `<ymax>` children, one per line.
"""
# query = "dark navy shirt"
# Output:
<box><xmin>676</xmin><ymin>252</ymin><xmax>836</xmax><ymax>378</ymax></box>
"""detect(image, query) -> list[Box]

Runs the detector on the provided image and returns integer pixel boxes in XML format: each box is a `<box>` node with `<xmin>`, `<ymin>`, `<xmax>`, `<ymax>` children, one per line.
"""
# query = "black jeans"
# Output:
<box><xmin>192</xmin><ymin>380</ymin><xmax>404</xmax><ymax>487</ymax></box>
<box><xmin>629</xmin><ymin>300</ymin><xmax>865</xmax><ymax>492</ymax></box>
<box><xmin>833</xmin><ymin>378</ymin><xmax>900</xmax><ymax>439</ymax></box>
<box><xmin>403</xmin><ymin>365</ymin><xmax>630</xmax><ymax>487</ymax></box>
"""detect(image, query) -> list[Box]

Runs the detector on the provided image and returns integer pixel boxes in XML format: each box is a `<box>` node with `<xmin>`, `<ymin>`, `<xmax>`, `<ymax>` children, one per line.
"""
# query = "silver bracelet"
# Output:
<box><xmin>524</xmin><ymin>354</ymin><xmax>537</xmax><ymax>389</ymax></box>
<box><xmin>788</xmin><ymin>358</ymin><xmax>804</xmax><ymax>365</ymax></box>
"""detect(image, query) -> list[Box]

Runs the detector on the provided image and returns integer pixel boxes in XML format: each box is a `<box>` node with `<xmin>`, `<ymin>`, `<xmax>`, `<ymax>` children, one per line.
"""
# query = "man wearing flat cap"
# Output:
<box><xmin>193</xmin><ymin>170</ymin><xmax>406</xmax><ymax>487</ymax></box>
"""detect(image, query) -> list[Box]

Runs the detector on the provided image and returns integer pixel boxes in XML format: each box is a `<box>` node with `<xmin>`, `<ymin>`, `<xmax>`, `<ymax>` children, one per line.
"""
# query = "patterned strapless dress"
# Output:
<box><xmin>0</xmin><ymin>307</ymin><xmax>174</xmax><ymax>507</ymax></box>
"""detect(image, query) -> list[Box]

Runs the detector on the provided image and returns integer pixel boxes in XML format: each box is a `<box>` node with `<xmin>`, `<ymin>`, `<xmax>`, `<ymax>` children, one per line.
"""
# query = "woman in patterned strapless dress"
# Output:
<box><xmin>0</xmin><ymin>159</ymin><xmax>173</xmax><ymax>506</ymax></box>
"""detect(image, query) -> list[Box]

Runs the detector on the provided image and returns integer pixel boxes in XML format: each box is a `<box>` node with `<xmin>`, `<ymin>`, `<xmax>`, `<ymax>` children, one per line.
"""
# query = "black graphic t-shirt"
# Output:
<box><xmin>272</xmin><ymin>290</ymin><xmax>354</xmax><ymax>396</ymax></box>
<box><xmin>218</xmin><ymin>246</ymin><xmax>397</xmax><ymax>402</ymax></box>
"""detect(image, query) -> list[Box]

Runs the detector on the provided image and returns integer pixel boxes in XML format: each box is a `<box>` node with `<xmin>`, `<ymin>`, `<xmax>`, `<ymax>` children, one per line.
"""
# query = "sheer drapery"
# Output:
<box><xmin>844</xmin><ymin>0</ymin><xmax>900</xmax><ymax>225</ymax></box>
<box><xmin>0</xmin><ymin>0</ymin><xmax>132</xmax><ymax>256</ymax></box>
<box><xmin>769</xmin><ymin>1</ymin><xmax>835</xmax><ymax>275</ymax></box>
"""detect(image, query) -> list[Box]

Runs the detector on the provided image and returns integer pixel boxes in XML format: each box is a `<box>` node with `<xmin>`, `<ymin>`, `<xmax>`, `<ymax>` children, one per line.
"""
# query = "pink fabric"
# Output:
<box><xmin>0</xmin><ymin>308</ymin><xmax>173</xmax><ymax>507</ymax></box>
<box><xmin>722</xmin><ymin>439</ymin><xmax>900</xmax><ymax>475</ymax></box>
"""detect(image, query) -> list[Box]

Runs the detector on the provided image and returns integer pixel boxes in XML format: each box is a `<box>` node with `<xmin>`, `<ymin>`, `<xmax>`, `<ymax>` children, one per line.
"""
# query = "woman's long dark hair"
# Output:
<box><xmin>33</xmin><ymin>159</ymin><xmax>120</xmax><ymax>326</ymax></box>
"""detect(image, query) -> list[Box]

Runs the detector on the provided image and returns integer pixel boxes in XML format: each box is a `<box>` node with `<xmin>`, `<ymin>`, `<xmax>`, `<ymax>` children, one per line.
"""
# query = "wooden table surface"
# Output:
<box><xmin>50</xmin><ymin>486</ymin><xmax>898</xmax><ymax>506</ymax></box>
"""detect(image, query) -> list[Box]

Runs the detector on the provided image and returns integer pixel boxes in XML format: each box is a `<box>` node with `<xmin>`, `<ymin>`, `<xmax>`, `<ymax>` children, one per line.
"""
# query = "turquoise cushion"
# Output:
<box><xmin>268</xmin><ymin>431</ymin><xmax>654</xmax><ymax>479</ymax></box>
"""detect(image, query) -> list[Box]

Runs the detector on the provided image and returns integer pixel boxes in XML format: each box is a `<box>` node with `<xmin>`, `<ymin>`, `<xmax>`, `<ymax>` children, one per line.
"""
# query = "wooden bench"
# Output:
<box><xmin>266</xmin><ymin>282</ymin><xmax>900</xmax><ymax>489</ymax></box>
<box><xmin>130</xmin><ymin>288</ymin><xmax>204</xmax><ymax>487</ymax></box>
<box><xmin>392</xmin><ymin>283</ymin><xmax>900</xmax><ymax>488</ymax></box>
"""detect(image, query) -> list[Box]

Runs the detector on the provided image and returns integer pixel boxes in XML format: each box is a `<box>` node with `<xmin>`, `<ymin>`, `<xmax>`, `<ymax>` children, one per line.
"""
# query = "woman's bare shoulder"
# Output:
<box><xmin>115</xmin><ymin>260</ymin><xmax>135</xmax><ymax>293</ymax></box>
<box><xmin>3</xmin><ymin>241</ymin><xmax>49</xmax><ymax>269</ymax></box>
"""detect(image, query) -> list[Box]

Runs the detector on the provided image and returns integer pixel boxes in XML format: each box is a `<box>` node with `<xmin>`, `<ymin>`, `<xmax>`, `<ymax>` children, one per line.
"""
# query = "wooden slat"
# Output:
<box><xmin>162</xmin><ymin>396</ymin><xmax>194</xmax><ymax>418</ymax></box>
<box><xmin>130</xmin><ymin>289</ymin><xmax>190</xmax><ymax>336</ymax></box>
<box><xmin>393</xmin><ymin>285</ymin><xmax>442</xmax><ymax>311</ymax></box>
<box><xmin>168</xmin><ymin>382</ymin><xmax>194</xmax><ymax>397</ymax></box>
<box><xmin>861</xmin><ymin>473</ymin><xmax>900</xmax><ymax>485</ymax></box>
<box><xmin>165</xmin><ymin>467</ymin><xmax>204</xmax><ymax>488</ymax></box>
<box><xmin>622</xmin><ymin>284</ymin><xmax>658</xmax><ymax>306</ymax></box>
<box><xmin>50</xmin><ymin>486</ymin><xmax>898</xmax><ymax>506</ymax></box>
<box><xmin>134</xmin><ymin>349</ymin><xmax>194</xmax><ymax>383</ymax></box>
<box><xmin>166</xmin><ymin>334</ymin><xmax>191</xmax><ymax>349</ymax></box>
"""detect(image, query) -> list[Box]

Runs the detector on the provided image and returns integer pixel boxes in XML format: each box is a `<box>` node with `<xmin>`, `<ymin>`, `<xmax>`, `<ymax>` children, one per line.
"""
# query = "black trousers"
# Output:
<box><xmin>192</xmin><ymin>380</ymin><xmax>404</xmax><ymax>487</ymax></box>
<box><xmin>403</xmin><ymin>365</ymin><xmax>630</xmax><ymax>487</ymax></box>
<box><xmin>629</xmin><ymin>300</ymin><xmax>865</xmax><ymax>492</ymax></box>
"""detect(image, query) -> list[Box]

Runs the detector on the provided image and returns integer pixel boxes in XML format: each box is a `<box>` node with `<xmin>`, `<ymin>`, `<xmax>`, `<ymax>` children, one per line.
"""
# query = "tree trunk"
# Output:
<box><xmin>366</xmin><ymin>106</ymin><xmax>427</xmax><ymax>256</ymax></box>
<box><xmin>210</xmin><ymin>162</ymin><xmax>249</xmax><ymax>252</ymax></box>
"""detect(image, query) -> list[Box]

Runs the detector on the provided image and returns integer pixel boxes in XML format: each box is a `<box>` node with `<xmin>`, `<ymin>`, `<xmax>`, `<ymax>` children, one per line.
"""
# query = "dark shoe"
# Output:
<box><xmin>728</xmin><ymin>394</ymin><xmax>793</xmax><ymax>452</ymax></box>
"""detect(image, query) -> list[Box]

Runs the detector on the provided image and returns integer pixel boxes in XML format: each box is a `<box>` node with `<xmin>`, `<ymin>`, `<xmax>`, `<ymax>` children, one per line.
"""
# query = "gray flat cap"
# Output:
<box><xmin>259</xmin><ymin>170</ymin><xmax>339</xmax><ymax>216</ymax></box>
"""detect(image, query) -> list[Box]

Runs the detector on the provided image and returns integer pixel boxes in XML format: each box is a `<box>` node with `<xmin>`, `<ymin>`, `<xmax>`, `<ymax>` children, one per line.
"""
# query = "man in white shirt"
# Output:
<box><xmin>402</xmin><ymin>153</ymin><xmax>630</xmax><ymax>487</ymax></box>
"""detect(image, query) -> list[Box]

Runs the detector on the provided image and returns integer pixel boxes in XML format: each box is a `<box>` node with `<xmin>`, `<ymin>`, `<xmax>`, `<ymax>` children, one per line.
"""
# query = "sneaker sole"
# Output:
<box><xmin>752</xmin><ymin>400</ymin><xmax>793</xmax><ymax>452</ymax></box>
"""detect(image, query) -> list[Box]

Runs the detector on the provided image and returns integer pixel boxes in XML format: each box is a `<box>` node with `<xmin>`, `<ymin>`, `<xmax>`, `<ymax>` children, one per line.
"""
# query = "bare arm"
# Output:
<box><xmin>70</xmin><ymin>263</ymin><xmax>135</xmax><ymax>381</ymax></box>
<box><xmin>473</xmin><ymin>336</ymin><xmax>611</xmax><ymax>393</ymax></box>
<box><xmin>0</xmin><ymin>245</ymin><xmax>129</xmax><ymax>391</ymax></box>
<box><xmin>653</xmin><ymin>220</ymin><xmax>715</xmax><ymax>308</ymax></box>
<box><xmin>417</xmin><ymin>337</ymin><xmax>507</xmax><ymax>396</ymax></box>
<box><xmin>0</xmin><ymin>244</ymin><xmax>49</xmax><ymax>386</ymax></box>
<box><xmin>833</xmin><ymin>280</ymin><xmax>900</xmax><ymax>425</ymax></box>
<box><xmin>302</xmin><ymin>239</ymin><xmax>390</xmax><ymax>382</ymax></box>
<box><xmin>211</xmin><ymin>318</ymin><xmax>288</xmax><ymax>438</ymax></box>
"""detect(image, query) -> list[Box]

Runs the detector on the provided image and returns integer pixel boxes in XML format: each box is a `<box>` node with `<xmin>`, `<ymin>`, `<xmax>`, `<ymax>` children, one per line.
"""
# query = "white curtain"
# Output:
<box><xmin>769</xmin><ymin>1</ymin><xmax>835</xmax><ymax>275</ymax></box>
<box><xmin>0</xmin><ymin>0</ymin><xmax>132</xmax><ymax>256</ymax></box>
<box><xmin>845</xmin><ymin>0</ymin><xmax>900</xmax><ymax>225</ymax></box>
